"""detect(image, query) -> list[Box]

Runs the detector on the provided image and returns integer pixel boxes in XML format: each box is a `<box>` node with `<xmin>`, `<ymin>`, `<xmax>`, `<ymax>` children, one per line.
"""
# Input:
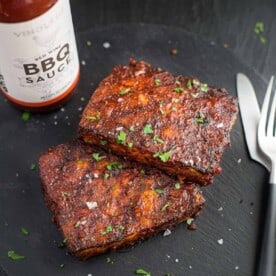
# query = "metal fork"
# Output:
<box><xmin>257</xmin><ymin>76</ymin><xmax>276</xmax><ymax>276</ymax></box>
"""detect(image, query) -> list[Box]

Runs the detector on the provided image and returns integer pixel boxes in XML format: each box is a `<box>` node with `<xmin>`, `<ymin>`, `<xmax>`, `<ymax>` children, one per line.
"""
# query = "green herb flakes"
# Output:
<box><xmin>173</xmin><ymin>87</ymin><xmax>185</xmax><ymax>93</ymax></box>
<box><xmin>172</xmin><ymin>107</ymin><xmax>177</xmax><ymax>111</ymax></box>
<box><xmin>20</xmin><ymin>227</ymin><xmax>29</xmax><ymax>236</ymax></box>
<box><xmin>191</xmin><ymin>93</ymin><xmax>199</xmax><ymax>98</ymax></box>
<box><xmin>74</xmin><ymin>221</ymin><xmax>81</xmax><ymax>228</ymax></box>
<box><xmin>154</xmin><ymin>78</ymin><xmax>161</xmax><ymax>85</ymax></box>
<box><xmin>186</xmin><ymin>218</ymin><xmax>194</xmax><ymax>225</ymax></box>
<box><xmin>7</xmin><ymin>250</ymin><xmax>25</xmax><ymax>260</ymax></box>
<box><xmin>254</xmin><ymin>22</ymin><xmax>267</xmax><ymax>44</ymax></box>
<box><xmin>127</xmin><ymin>142</ymin><xmax>133</xmax><ymax>148</ymax></box>
<box><xmin>21</xmin><ymin>111</ymin><xmax>30</xmax><ymax>121</ymax></box>
<box><xmin>100</xmin><ymin>140</ymin><xmax>108</xmax><ymax>145</ymax></box>
<box><xmin>129</xmin><ymin>125</ymin><xmax>135</xmax><ymax>132</ymax></box>
<box><xmin>92</xmin><ymin>152</ymin><xmax>104</xmax><ymax>161</ymax></box>
<box><xmin>29</xmin><ymin>163</ymin><xmax>36</xmax><ymax>170</ymax></box>
<box><xmin>172</xmin><ymin>98</ymin><xmax>180</xmax><ymax>103</ymax></box>
<box><xmin>254</xmin><ymin>21</ymin><xmax>264</xmax><ymax>34</ymax></box>
<box><xmin>104</xmin><ymin>173</ymin><xmax>110</xmax><ymax>180</ymax></box>
<box><xmin>161</xmin><ymin>202</ymin><xmax>171</xmax><ymax>211</ymax></box>
<box><xmin>143</xmin><ymin>123</ymin><xmax>154</xmax><ymax>134</ymax></box>
<box><xmin>155</xmin><ymin>189</ymin><xmax>164</xmax><ymax>195</ymax></box>
<box><xmin>58</xmin><ymin>237</ymin><xmax>68</xmax><ymax>248</ymax></box>
<box><xmin>174</xmin><ymin>182</ymin><xmax>181</xmax><ymax>189</ymax></box>
<box><xmin>153</xmin><ymin>149</ymin><xmax>172</xmax><ymax>162</ymax></box>
<box><xmin>140</xmin><ymin>169</ymin><xmax>146</xmax><ymax>175</ymax></box>
<box><xmin>106</xmin><ymin>257</ymin><xmax>114</xmax><ymax>264</ymax></box>
<box><xmin>107</xmin><ymin>162</ymin><xmax>122</xmax><ymax>170</ymax></box>
<box><xmin>153</xmin><ymin>135</ymin><xmax>165</xmax><ymax>144</ymax></box>
<box><xmin>119</xmin><ymin>88</ymin><xmax>131</xmax><ymax>95</ymax></box>
<box><xmin>187</xmin><ymin>80</ymin><xmax>192</xmax><ymax>89</ymax></box>
<box><xmin>101</xmin><ymin>225</ymin><xmax>113</xmax><ymax>235</ymax></box>
<box><xmin>200</xmin><ymin>83</ymin><xmax>208</xmax><ymax>92</ymax></box>
<box><xmin>135</xmin><ymin>268</ymin><xmax>151</xmax><ymax>276</ymax></box>
<box><xmin>61</xmin><ymin>191</ymin><xmax>70</xmax><ymax>197</ymax></box>
<box><xmin>175</xmin><ymin>80</ymin><xmax>181</xmax><ymax>85</ymax></box>
<box><xmin>192</xmin><ymin>79</ymin><xmax>200</xmax><ymax>86</ymax></box>
<box><xmin>117</xmin><ymin>225</ymin><xmax>125</xmax><ymax>230</ymax></box>
<box><xmin>86</xmin><ymin>114</ymin><xmax>100</xmax><ymax>121</ymax></box>
<box><xmin>117</xmin><ymin>130</ymin><xmax>127</xmax><ymax>145</ymax></box>
<box><xmin>195</xmin><ymin>112</ymin><xmax>207</xmax><ymax>125</ymax></box>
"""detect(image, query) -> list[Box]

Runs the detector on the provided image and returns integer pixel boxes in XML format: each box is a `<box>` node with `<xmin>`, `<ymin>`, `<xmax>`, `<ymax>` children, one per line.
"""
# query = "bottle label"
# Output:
<box><xmin>0</xmin><ymin>0</ymin><xmax>79</xmax><ymax>104</ymax></box>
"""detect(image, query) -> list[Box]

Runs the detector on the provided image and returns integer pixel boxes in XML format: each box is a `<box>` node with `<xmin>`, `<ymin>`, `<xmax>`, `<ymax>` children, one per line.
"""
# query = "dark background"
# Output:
<box><xmin>1</xmin><ymin>0</ymin><xmax>276</xmax><ymax>276</ymax></box>
<box><xmin>71</xmin><ymin>0</ymin><xmax>276</xmax><ymax>82</ymax></box>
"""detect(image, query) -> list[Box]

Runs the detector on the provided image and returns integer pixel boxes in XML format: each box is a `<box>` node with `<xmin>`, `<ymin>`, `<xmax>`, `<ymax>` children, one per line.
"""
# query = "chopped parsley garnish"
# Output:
<box><xmin>172</xmin><ymin>98</ymin><xmax>180</xmax><ymax>103</ymax></box>
<box><xmin>161</xmin><ymin>202</ymin><xmax>171</xmax><ymax>211</ymax></box>
<box><xmin>119</xmin><ymin>88</ymin><xmax>131</xmax><ymax>95</ymax></box>
<box><xmin>155</xmin><ymin>189</ymin><xmax>164</xmax><ymax>195</ymax></box>
<box><xmin>106</xmin><ymin>257</ymin><xmax>114</xmax><ymax>264</ymax></box>
<box><xmin>127</xmin><ymin>142</ymin><xmax>133</xmax><ymax>148</ymax></box>
<box><xmin>153</xmin><ymin>149</ymin><xmax>173</xmax><ymax>162</ymax></box>
<box><xmin>86</xmin><ymin>114</ymin><xmax>100</xmax><ymax>121</ymax></box>
<box><xmin>187</xmin><ymin>80</ymin><xmax>192</xmax><ymax>89</ymax></box>
<box><xmin>61</xmin><ymin>191</ymin><xmax>70</xmax><ymax>197</ymax></box>
<box><xmin>192</xmin><ymin>79</ymin><xmax>200</xmax><ymax>86</ymax></box>
<box><xmin>173</xmin><ymin>87</ymin><xmax>185</xmax><ymax>93</ymax></box>
<box><xmin>154</xmin><ymin>78</ymin><xmax>161</xmax><ymax>85</ymax></box>
<box><xmin>159</xmin><ymin>100</ymin><xmax>164</xmax><ymax>106</ymax></box>
<box><xmin>186</xmin><ymin>218</ymin><xmax>194</xmax><ymax>225</ymax></box>
<box><xmin>117</xmin><ymin>225</ymin><xmax>125</xmax><ymax>230</ymax></box>
<box><xmin>175</xmin><ymin>80</ymin><xmax>181</xmax><ymax>85</ymax></box>
<box><xmin>58</xmin><ymin>237</ymin><xmax>68</xmax><ymax>248</ymax></box>
<box><xmin>143</xmin><ymin>123</ymin><xmax>154</xmax><ymax>134</ymax></box>
<box><xmin>116</xmin><ymin>130</ymin><xmax>127</xmax><ymax>145</ymax></box>
<box><xmin>107</xmin><ymin>162</ymin><xmax>122</xmax><ymax>170</ymax></box>
<box><xmin>174</xmin><ymin>182</ymin><xmax>181</xmax><ymax>190</ymax></box>
<box><xmin>104</xmin><ymin>173</ymin><xmax>110</xmax><ymax>180</ymax></box>
<box><xmin>172</xmin><ymin>107</ymin><xmax>177</xmax><ymax>111</ymax></box>
<box><xmin>135</xmin><ymin>268</ymin><xmax>151</xmax><ymax>276</ymax></box>
<box><xmin>153</xmin><ymin>135</ymin><xmax>165</xmax><ymax>144</ymax></box>
<box><xmin>29</xmin><ymin>163</ymin><xmax>36</xmax><ymax>170</ymax></box>
<box><xmin>191</xmin><ymin>93</ymin><xmax>199</xmax><ymax>98</ymax></box>
<box><xmin>195</xmin><ymin>112</ymin><xmax>207</xmax><ymax>125</ymax></box>
<box><xmin>21</xmin><ymin>111</ymin><xmax>30</xmax><ymax>121</ymax></box>
<box><xmin>7</xmin><ymin>250</ymin><xmax>25</xmax><ymax>260</ymax></box>
<box><xmin>254</xmin><ymin>21</ymin><xmax>264</xmax><ymax>34</ymax></box>
<box><xmin>20</xmin><ymin>227</ymin><xmax>29</xmax><ymax>236</ymax></box>
<box><xmin>254</xmin><ymin>22</ymin><xmax>267</xmax><ymax>44</ymax></box>
<box><xmin>74</xmin><ymin>221</ymin><xmax>81</xmax><ymax>228</ymax></box>
<box><xmin>100</xmin><ymin>140</ymin><xmax>108</xmax><ymax>145</ymax></box>
<box><xmin>101</xmin><ymin>225</ymin><xmax>113</xmax><ymax>235</ymax></box>
<box><xmin>129</xmin><ymin>125</ymin><xmax>135</xmax><ymax>132</ymax></box>
<box><xmin>200</xmin><ymin>83</ymin><xmax>208</xmax><ymax>92</ymax></box>
<box><xmin>140</xmin><ymin>169</ymin><xmax>146</xmax><ymax>174</ymax></box>
<box><xmin>92</xmin><ymin>152</ymin><xmax>104</xmax><ymax>161</ymax></box>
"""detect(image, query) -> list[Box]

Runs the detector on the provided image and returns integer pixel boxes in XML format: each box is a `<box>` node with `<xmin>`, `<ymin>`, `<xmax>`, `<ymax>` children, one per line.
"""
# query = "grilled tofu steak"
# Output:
<box><xmin>79</xmin><ymin>59</ymin><xmax>238</xmax><ymax>185</ymax></box>
<box><xmin>39</xmin><ymin>140</ymin><xmax>205</xmax><ymax>260</ymax></box>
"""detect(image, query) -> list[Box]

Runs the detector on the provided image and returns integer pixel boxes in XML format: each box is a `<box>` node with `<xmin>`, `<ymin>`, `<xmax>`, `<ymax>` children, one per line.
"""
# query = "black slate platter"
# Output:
<box><xmin>0</xmin><ymin>24</ymin><xmax>270</xmax><ymax>276</ymax></box>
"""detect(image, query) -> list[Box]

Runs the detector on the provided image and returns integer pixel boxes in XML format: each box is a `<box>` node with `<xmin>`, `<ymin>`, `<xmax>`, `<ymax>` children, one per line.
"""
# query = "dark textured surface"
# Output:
<box><xmin>0</xmin><ymin>24</ymin><xmax>270</xmax><ymax>276</ymax></box>
<box><xmin>0</xmin><ymin>0</ymin><xmax>274</xmax><ymax>274</ymax></box>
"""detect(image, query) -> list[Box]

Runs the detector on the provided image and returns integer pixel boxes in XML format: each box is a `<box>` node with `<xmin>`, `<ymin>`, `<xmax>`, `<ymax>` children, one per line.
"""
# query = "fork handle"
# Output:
<box><xmin>257</xmin><ymin>183</ymin><xmax>276</xmax><ymax>276</ymax></box>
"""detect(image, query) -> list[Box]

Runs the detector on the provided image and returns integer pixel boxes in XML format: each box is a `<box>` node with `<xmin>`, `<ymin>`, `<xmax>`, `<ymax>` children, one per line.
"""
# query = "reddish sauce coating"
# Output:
<box><xmin>79</xmin><ymin>59</ymin><xmax>238</xmax><ymax>185</ymax></box>
<box><xmin>39</xmin><ymin>140</ymin><xmax>205</xmax><ymax>260</ymax></box>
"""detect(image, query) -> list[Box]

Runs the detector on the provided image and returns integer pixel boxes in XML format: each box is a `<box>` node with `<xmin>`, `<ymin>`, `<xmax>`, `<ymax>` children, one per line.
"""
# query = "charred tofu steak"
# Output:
<box><xmin>79</xmin><ymin>59</ymin><xmax>238</xmax><ymax>185</ymax></box>
<box><xmin>39</xmin><ymin>140</ymin><xmax>205</xmax><ymax>260</ymax></box>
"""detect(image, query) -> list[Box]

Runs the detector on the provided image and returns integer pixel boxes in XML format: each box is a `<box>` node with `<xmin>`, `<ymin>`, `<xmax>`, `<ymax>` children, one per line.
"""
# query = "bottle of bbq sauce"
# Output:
<box><xmin>0</xmin><ymin>0</ymin><xmax>79</xmax><ymax>111</ymax></box>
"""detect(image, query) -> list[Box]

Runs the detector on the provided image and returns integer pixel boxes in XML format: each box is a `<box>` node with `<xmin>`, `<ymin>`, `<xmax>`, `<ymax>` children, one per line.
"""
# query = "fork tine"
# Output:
<box><xmin>259</xmin><ymin>76</ymin><xmax>274</xmax><ymax>137</ymax></box>
<box><xmin>267</xmin><ymin>89</ymin><xmax>276</xmax><ymax>136</ymax></box>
